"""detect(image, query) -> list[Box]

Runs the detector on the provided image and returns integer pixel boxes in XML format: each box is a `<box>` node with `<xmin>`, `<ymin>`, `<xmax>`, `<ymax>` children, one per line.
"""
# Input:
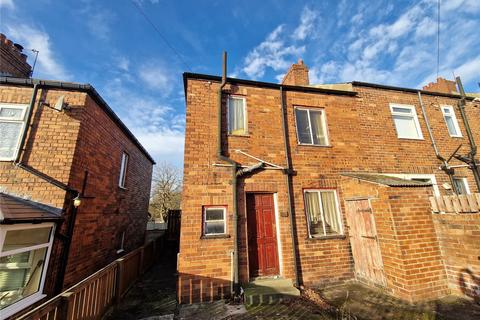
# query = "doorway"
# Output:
<box><xmin>246</xmin><ymin>193</ymin><xmax>279</xmax><ymax>278</ymax></box>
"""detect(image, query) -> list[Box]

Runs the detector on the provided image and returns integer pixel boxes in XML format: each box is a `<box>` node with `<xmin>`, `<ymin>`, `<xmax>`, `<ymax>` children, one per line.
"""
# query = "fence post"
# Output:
<box><xmin>58</xmin><ymin>292</ymin><xmax>75</xmax><ymax>320</ymax></box>
<box><xmin>115</xmin><ymin>258</ymin><xmax>125</xmax><ymax>303</ymax></box>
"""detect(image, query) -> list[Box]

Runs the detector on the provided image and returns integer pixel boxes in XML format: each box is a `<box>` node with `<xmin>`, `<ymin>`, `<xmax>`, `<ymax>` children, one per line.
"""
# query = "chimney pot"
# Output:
<box><xmin>13</xmin><ymin>43</ymin><xmax>24</xmax><ymax>52</ymax></box>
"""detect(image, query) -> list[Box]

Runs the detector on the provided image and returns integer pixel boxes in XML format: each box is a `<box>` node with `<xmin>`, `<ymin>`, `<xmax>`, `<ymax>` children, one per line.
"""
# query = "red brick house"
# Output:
<box><xmin>179</xmin><ymin>54</ymin><xmax>480</xmax><ymax>303</ymax></box>
<box><xmin>0</xmin><ymin>34</ymin><xmax>154</xmax><ymax>319</ymax></box>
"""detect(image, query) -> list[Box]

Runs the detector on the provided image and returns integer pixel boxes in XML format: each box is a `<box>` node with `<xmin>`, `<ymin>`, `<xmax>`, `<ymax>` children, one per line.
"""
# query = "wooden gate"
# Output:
<box><xmin>345</xmin><ymin>199</ymin><xmax>386</xmax><ymax>287</ymax></box>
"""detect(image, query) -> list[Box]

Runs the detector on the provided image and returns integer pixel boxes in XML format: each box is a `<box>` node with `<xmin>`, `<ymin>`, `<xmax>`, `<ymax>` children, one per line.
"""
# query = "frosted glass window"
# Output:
<box><xmin>390</xmin><ymin>104</ymin><xmax>423</xmax><ymax>139</ymax></box>
<box><xmin>203</xmin><ymin>207</ymin><xmax>226</xmax><ymax>235</ymax></box>
<box><xmin>0</xmin><ymin>104</ymin><xmax>28</xmax><ymax>161</ymax></box>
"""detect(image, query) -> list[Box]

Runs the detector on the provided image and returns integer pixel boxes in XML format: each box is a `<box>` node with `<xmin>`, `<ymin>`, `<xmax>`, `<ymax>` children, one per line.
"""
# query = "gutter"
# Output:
<box><xmin>280</xmin><ymin>86</ymin><xmax>301</xmax><ymax>288</ymax></box>
<box><xmin>0</xmin><ymin>77</ymin><xmax>155</xmax><ymax>164</ymax></box>
<box><xmin>216</xmin><ymin>52</ymin><xmax>240</xmax><ymax>295</ymax></box>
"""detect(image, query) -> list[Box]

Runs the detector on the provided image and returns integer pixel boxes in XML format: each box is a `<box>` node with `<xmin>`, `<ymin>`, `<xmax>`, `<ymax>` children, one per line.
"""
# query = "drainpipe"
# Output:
<box><xmin>14</xmin><ymin>83</ymin><xmax>39</xmax><ymax>164</ymax></box>
<box><xmin>216</xmin><ymin>51</ymin><xmax>240</xmax><ymax>295</ymax></box>
<box><xmin>455</xmin><ymin>77</ymin><xmax>480</xmax><ymax>191</ymax></box>
<box><xmin>417</xmin><ymin>91</ymin><xmax>457</xmax><ymax>193</ymax></box>
<box><xmin>280</xmin><ymin>86</ymin><xmax>300</xmax><ymax>288</ymax></box>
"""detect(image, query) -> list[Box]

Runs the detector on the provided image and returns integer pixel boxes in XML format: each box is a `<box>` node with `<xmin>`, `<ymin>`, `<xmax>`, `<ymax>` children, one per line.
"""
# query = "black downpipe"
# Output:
<box><xmin>455</xmin><ymin>77</ymin><xmax>480</xmax><ymax>191</ymax></box>
<box><xmin>280</xmin><ymin>86</ymin><xmax>301</xmax><ymax>288</ymax></box>
<box><xmin>14</xmin><ymin>83</ymin><xmax>38</xmax><ymax>164</ymax></box>
<box><xmin>216</xmin><ymin>52</ymin><xmax>240</xmax><ymax>295</ymax></box>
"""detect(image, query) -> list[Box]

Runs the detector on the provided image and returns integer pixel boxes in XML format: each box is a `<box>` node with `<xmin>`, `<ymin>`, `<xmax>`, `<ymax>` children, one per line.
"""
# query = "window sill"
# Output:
<box><xmin>449</xmin><ymin>135</ymin><xmax>463</xmax><ymax>139</ymax></box>
<box><xmin>396</xmin><ymin>137</ymin><xmax>424</xmax><ymax>141</ymax></box>
<box><xmin>201</xmin><ymin>234</ymin><xmax>231</xmax><ymax>240</ymax></box>
<box><xmin>297</xmin><ymin>143</ymin><xmax>332</xmax><ymax>148</ymax></box>
<box><xmin>228</xmin><ymin>134</ymin><xmax>250</xmax><ymax>138</ymax></box>
<box><xmin>1</xmin><ymin>293</ymin><xmax>46</xmax><ymax>319</ymax></box>
<box><xmin>306</xmin><ymin>234</ymin><xmax>346</xmax><ymax>241</ymax></box>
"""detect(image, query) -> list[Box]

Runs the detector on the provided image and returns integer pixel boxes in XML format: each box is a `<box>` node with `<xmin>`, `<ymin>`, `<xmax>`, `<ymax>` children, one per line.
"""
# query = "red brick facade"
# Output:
<box><xmin>0</xmin><ymin>81</ymin><xmax>153</xmax><ymax>313</ymax></box>
<box><xmin>180</xmin><ymin>61</ymin><xmax>480</xmax><ymax>303</ymax></box>
<box><xmin>0</xmin><ymin>34</ymin><xmax>32</xmax><ymax>78</ymax></box>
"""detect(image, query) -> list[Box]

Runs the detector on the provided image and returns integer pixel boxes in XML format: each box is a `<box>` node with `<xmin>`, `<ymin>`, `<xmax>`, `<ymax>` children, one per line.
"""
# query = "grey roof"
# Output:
<box><xmin>0</xmin><ymin>192</ymin><xmax>63</xmax><ymax>224</ymax></box>
<box><xmin>341</xmin><ymin>173</ymin><xmax>433</xmax><ymax>187</ymax></box>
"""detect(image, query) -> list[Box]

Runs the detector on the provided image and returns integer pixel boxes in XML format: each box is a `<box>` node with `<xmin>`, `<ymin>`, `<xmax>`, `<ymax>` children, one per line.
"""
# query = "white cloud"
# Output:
<box><xmin>138</xmin><ymin>62</ymin><xmax>175</xmax><ymax>95</ymax></box>
<box><xmin>0</xmin><ymin>0</ymin><xmax>14</xmax><ymax>9</ymax></box>
<box><xmin>6</xmin><ymin>23</ymin><xmax>68</xmax><ymax>80</ymax></box>
<box><xmin>242</xmin><ymin>25</ymin><xmax>305</xmax><ymax>79</ymax></box>
<box><xmin>292</xmin><ymin>6</ymin><xmax>318</xmax><ymax>41</ymax></box>
<box><xmin>86</xmin><ymin>11</ymin><xmax>114</xmax><ymax>41</ymax></box>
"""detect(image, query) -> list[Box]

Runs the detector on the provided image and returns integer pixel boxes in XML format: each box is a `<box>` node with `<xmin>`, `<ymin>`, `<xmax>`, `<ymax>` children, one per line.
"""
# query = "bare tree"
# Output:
<box><xmin>149</xmin><ymin>161</ymin><xmax>182</xmax><ymax>221</ymax></box>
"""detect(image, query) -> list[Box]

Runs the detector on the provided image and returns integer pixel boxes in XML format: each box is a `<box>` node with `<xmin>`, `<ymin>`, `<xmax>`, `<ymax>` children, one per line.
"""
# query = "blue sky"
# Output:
<box><xmin>1</xmin><ymin>0</ymin><xmax>479</xmax><ymax>166</ymax></box>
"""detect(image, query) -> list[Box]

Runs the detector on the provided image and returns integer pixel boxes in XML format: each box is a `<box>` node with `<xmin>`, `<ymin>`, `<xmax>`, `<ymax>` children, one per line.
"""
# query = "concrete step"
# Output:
<box><xmin>244</xmin><ymin>278</ymin><xmax>300</xmax><ymax>306</ymax></box>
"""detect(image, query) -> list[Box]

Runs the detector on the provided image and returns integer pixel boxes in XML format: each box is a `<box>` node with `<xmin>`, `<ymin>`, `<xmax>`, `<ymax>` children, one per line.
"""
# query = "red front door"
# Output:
<box><xmin>247</xmin><ymin>193</ymin><xmax>279</xmax><ymax>277</ymax></box>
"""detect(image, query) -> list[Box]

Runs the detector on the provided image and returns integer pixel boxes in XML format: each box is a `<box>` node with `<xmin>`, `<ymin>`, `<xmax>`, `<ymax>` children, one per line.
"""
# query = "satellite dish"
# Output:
<box><xmin>54</xmin><ymin>96</ymin><xmax>66</xmax><ymax>111</ymax></box>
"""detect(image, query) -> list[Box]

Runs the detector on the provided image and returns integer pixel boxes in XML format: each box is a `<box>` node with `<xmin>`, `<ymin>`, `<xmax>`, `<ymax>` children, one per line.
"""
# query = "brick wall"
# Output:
<box><xmin>341</xmin><ymin>178</ymin><xmax>449</xmax><ymax>302</ymax></box>
<box><xmin>0</xmin><ymin>33</ymin><xmax>32</xmax><ymax>78</ymax></box>
<box><xmin>181</xmin><ymin>70</ymin><xmax>480</xmax><ymax>303</ymax></box>
<box><xmin>432</xmin><ymin>214</ymin><xmax>480</xmax><ymax>300</ymax></box>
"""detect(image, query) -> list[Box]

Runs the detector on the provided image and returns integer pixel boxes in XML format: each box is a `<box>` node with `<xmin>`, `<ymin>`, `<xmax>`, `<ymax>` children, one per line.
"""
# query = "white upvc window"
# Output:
<box><xmin>453</xmin><ymin>177</ymin><xmax>470</xmax><ymax>195</ymax></box>
<box><xmin>0</xmin><ymin>104</ymin><xmax>29</xmax><ymax>161</ymax></box>
<box><xmin>303</xmin><ymin>189</ymin><xmax>343</xmax><ymax>238</ymax></box>
<box><xmin>227</xmin><ymin>96</ymin><xmax>247</xmax><ymax>135</ymax></box>
<box><xmin>0</xmin><ymin>223</ymin><xmax>55</xmax><ymax>319</ymax></box>
<box><xmin>295</xmin><ymin>107</ymin><xmax>329</xmax><ymax>146</ymax></box>
<box><xmin>441</xmin><ymin>105</ymin><xmax>462</xmax><ymax>137</ymax></box>
<box><xmin>118</xmin><ymin>152</ymin><xmax>129</xmax><ymax>188</ymax></box>
<box><xmin>203</xmin><ymin>206</ymin><xmax>227</xmax><ymax>236</ymax></box>
<box><xmin>389</xmin><ymin>104</ymin><xmax>423</xmax><ymax>140</ymax></box>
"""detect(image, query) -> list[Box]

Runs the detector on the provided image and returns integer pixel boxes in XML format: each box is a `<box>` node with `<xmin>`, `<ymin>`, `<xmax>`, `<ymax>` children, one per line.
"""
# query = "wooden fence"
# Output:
<box><xmin>430</xmin><ymin>193</ymin><xmax>480</xmax><ymax>214</ymax></box>
<box><xmin>16</xmin><ymin>236</ymin><xmax>164</xmax><ymax>320</ymax></box>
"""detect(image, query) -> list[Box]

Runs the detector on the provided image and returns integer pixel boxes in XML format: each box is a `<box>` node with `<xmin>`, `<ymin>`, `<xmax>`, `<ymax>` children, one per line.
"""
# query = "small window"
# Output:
<box><xmin>203</xmin><ymin>206</ymin><xmax>226</xmax><ymax>236</ymax></box>
<box><xmin>441</xmin><ymin>106</ymin><xmax>462</xmax><ymax>137</ymax></box>
<box><xmin>304</xmin><ymin>190</ymin><xmax>343</xmax><ymax>238</ymax></box>
<box><xmin>0</xmin><ymin>104</ymin><xmax>28</xmax><ymax>161</ymax></box>
<box><xmin>118</xmin><ymin>152</ymin><xmax>129</xmax><ymax>188</ymax></box>
<box><xmin>453</xmin><ymin>177</ymin><xmax>470</xmax><ymax>195</ymax></box>
<box><xmin>389</xmin><ymin>104</ymin><xmax>423</xmax><ymax>139</ymax></box>
<box><xmin>295</xmin><ymin>107</ymin><xmax>328</xmax><ymax>145</ymax></box>
<box><xmin>0</xmin><ymin>224</ymin><xmax>54</xmax><ymax>316</ymax></box>
<box><xmin>228</xmin><ymin>96</ymin><xmax>247</xmax><ymax>135</ymax></box>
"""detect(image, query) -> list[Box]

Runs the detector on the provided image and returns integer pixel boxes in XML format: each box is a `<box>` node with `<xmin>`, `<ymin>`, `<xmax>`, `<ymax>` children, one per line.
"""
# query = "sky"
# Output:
<box><xmin>1</xmin><ymin>0</ymin><xmax>479</xmax><ymax>167</ymax></box>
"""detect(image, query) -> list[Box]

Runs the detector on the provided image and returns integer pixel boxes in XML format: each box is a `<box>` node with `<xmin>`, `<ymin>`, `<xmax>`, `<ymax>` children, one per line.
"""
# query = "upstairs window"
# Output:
<box><xmin>203</xmin><ymin>206</ymin><xmax>226</xmax><ymax>236</ymax></box>
<box><xmin>295</xmin><ymin>107</ymin><xmax>329</xmax><ymax>146</ymax></box>
<box><xmin>118</xmin><ymin>152</ymin><xmax>129</xmax><ymax>188</ymax></box>
<box><xmin>228</xmin><ymin>96</ymin><xmax>247</xmax><ymax>135</ymax></box>
<box><xmin>390</xmin><ymin>104</ymin><xmax>423</xmax><ymax>139</ymax></box>
<box><xmin>441</xmin><ymin>106</ymin><xmax>462</xmax><ymax>137</ymax></box>
<box><xmin>304</xmin><ymin>190</ymin><xmax>343</xmax><ymax>238</ymax></box>
<box><xmin>453</xmin><ymin>177</ymin><xmax>470</xmax><ymax>194</ymax></box>
<box><xmin>0</xmin><ymin>104</ymin><xmax>28</xmax><ymax>161</ymax></box>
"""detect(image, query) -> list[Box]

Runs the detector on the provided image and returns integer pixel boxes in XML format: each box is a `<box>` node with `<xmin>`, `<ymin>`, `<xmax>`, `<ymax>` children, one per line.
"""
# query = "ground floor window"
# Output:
<box><xmin>203</xmin><ymin>206</ymin><xmax>226</xmax><ymax>236</ymax></box>
<box><xmin>0</xmin><ymin>223</ymin><xmax>54</xmax><ymax>316</ymax></box>
<box><xmin>304</xmin><ymin>190</ymin><xmax>343</xmax><ymax>237</ymax></box>
<box><xmin>453</xmin><ymin>177</ymin><xmax>470</xmax><ymax>194</ymax></box>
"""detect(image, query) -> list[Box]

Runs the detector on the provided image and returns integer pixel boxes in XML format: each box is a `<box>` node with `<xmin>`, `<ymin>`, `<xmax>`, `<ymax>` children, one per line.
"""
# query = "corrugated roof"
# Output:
<box><xmin>341</xmin><ymin>173</ymin><xmax>433</xmax><ymax>187</ymax></box>
<box><xmin>0</xmin><ymin>192</ymin><xmax>63</xmax><ymax>224</ymax></box>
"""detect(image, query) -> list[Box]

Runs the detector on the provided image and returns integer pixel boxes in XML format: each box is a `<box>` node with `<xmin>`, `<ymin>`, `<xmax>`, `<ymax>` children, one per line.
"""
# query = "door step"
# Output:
<box><xmin>244</xmin><ymin>278</ymin><xmax>300</xmax><ymax>306</ymax></box>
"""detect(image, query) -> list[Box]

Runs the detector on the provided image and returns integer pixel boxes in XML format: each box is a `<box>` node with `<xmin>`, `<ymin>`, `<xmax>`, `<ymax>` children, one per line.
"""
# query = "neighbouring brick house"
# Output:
<box><xmin>179</xmin><ymin>56</ymin><xmax>480</xmax><ymax>303</ymax></box>
<box><xmin>0</xmin><ymin>34</ymin><xmax>154</xmax><ymax>319</ymax></box>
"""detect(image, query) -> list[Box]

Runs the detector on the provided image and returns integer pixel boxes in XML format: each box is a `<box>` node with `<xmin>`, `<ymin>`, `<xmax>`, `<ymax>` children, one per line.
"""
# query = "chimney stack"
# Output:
<box><xmin>282</xmin><ymin>59</ymin><xmax>309</xmax><ymax>86</ymax></box>
<box><xmin>0</xmin><ymin>33</ymin><xmax>32</xmax><ymax>78</ymax></box>
<box><xmin>422</xmin><ymin>77</ymin><xmax>458</xmax><ymax>94</ymax></box>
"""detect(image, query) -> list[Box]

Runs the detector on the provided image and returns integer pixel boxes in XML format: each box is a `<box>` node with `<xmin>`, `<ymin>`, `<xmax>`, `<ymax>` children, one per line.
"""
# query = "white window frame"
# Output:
<box><xmin>389</xmin><ymin>103</ymin><xmax>423</xmax><ymax>140</ymax></box>
<box><xmin>384</xmin><ymin>173</ymin><xmax>440</xmax><ymax>196</ymax></box>
<box><xmin>294</xmin><ymin>106</ymin><xmax>330</xmax><ymax>146</ymax></box>
<box><xmin>303</xmin><ymin>189</ymin><xmax>343</xmax><ymax>238</ymax></box>
<box><xmin>118</xmin><ymin>152</ymin><xmax>129</xmax><ymax>188</ymax></box>
<box><xmin>441</xmin><ymin>105</ymin><xmax>462</xmax><ymax>138</ymax></box>
<box><xmin>453</xmin><ymin>177</ymin><xmax>470</xmax><ymax>195</ymax></box>
<box><xmin>0</xmin><ymin>223</ymin><xmax>55</xmax><ymax>320</ymax></box>
<box><xmin>203</xmin><ymin>206</ymin><xmax>227</xmax><ymax>236</ymax></box>
<box><xmin>0</xmin><ymin>104</ymin><xmax>29</xmax><ymax>161</ymax></box>
<box><xmin>227</xmin><ymin>96</ymin><xmax>248</xmax><ymax>135</ymax></box>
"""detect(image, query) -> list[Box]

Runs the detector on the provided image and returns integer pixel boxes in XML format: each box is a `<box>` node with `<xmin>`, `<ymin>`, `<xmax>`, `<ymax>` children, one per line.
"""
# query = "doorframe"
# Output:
<box><xmin>245</xmin><ymin>192</ymin><xmax>282</xmax><ymax>280</ymax></box>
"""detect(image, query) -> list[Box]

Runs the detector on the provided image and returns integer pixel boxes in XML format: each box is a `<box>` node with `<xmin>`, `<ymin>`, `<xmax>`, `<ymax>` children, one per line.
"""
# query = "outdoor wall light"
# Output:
<box><xmin>73</xmin><ymin>194</ymin><xmax>82</xmax><ymax>208</ymax></box>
